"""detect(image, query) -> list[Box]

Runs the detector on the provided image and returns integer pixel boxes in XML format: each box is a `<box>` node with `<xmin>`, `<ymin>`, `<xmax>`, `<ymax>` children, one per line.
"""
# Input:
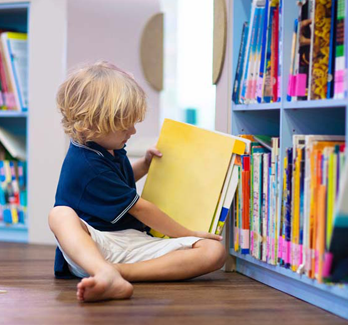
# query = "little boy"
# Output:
<box><xmin>49</xmin><ymin>61</ymin><xmax>226</xmax><ymax>302</ymax></box>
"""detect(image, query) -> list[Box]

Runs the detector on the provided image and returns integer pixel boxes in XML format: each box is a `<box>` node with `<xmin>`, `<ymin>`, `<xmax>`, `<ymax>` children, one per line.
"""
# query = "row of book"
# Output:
<box><xmin>0</xmin><ymin>159</ymin><xmax>27</xmax><ymax>225</ymax></box>
<box><xmin>232</xmin><ymin>134</ymin><xmax>346</xmax><ymax>283</ymax></box>
<box><xmin>233</xmin><ymin>0</ymin><xmax>348</xmax><ymax>104</ymax></box>
<box><xmin>0</xmin><ymin>31</ymin><xmax>28</xmax><ymax>111</ymax></box>
<box><xmin>288</xmin><ymin>0</ymin><xmax>348</xmax><ymax>101</ymax></box>
<box><xmin>233</xmin><ymin>0</ymin><xmax>282</xmax><ymax>104</ymax></box>
<box><xmin>0</xmin><ymin>126</ymin><xmax>27</xmax><ymax>225</ymax></box>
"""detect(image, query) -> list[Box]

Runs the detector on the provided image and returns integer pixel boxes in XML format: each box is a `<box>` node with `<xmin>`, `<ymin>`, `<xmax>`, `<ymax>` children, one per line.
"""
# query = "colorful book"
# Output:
<box><xmin>327</xmin><ymin>0</ymin><xmax>337</xmax><ymax>98</ymax></box>
<box><xmin>233</xmin><ymin>22</ymin><xmax>249</xmax><ymax>104</ymax></box>
<box><xmin>334</xmin><ymin>0</ymin><xmax>346</xmax><ymax>99</ymax></box>
<box><xmin>142</xmin><ymin>119</ymin><xmax>246</xmax><ymax>238</ymax></box>
<box><xmin>216</xmin><ymin>166</ymin><xmax>239</xmax><ymax>235</ymax></box>
<box><xmin>310</xmin><ymin>0</ymin><xmax>332</xmax><ymax>100</ymax></box>
<box><xmin>0</xmin><ymin>32</ymin><xmax>28</xmax><ymax>111</ymax></box>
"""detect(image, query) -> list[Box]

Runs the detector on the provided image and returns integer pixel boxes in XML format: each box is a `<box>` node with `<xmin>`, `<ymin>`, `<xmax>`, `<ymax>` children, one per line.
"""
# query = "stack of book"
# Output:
<box><xmin>287</xmin><ymin>0</ymin><xmax>347</xmax><ymax>101</ymax></box>
<box><xmin>0</xmin><ymin>126</ymin><xmax>27</xmax><ymax>225</ymax></box>
<box><xmin>232</xmin><ymin>134</ymin><xmax>346</xmax><ymax>283</ymax></box>
<box><xmin>141</xmin><ymin>119</ymin><xmax>248</xmax><ymax>238</ymax></box>
<box><xmin>233</xmin><ymin>135</ymin><xmax>281</xmax><ymax>263</ymax></box>
<box><xmin>232</xmin><ymin>0</ymin><xmax>282</xmax><ymax>104</ymax></box>
<box><xmin>0</xmin><ymin>31</ymin><xmax>28</xmax><ymax>111</ymax></box>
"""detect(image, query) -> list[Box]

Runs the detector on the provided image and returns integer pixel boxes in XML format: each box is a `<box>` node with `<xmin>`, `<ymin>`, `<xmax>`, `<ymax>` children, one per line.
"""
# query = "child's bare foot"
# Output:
<box><xmin>76</xmin><ymin>266</ymin><xmax>133</xmax><ymax>302</ymax></box>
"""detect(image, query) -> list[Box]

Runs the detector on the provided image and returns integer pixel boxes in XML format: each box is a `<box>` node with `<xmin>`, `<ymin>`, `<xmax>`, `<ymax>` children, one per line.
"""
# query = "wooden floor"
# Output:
<box><xmin>1</xmin><ymin>243</ymin><xmax>347</xmax><ymax>325</ymax></box>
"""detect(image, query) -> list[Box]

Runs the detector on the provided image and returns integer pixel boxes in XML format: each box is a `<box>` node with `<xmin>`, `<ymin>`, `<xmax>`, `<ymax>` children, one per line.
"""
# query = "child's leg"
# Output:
<box><xmin>48</xmin><ymin>206</ymin><xmax>133</xmax><ymax>302</ymax></box>
<box><xmin>115</xmin><ymin>239</ymin><xmax>226</xmax><ymax>282</ymax></box>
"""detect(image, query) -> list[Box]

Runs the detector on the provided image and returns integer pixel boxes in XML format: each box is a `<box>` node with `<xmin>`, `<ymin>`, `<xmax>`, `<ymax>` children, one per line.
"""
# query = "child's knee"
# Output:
<box><xmin>210</xmin><ymin>241</ymin><xmax>227</xmax><ymax>269</ymax></box>
<box><xmin>200</xmin><ymin>240</ymin><xmax>226</xmax><ymax>270</ymax></box>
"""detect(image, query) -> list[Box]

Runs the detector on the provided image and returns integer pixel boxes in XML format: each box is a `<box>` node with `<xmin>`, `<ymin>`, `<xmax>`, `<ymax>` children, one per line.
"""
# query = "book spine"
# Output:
<box><xmin>262</xmin><ymin>153</ymin><xmax>269</xmax><ymax>262</ymax></box>
<box><xmin>245</xmin><ymin>8</ymin><xmax>262</xmax><ymax>103</ymax></box>
<box><xmin>327</xmin><ymin>0</ymin><xmax>337</xmax><ymax>98</ymax></box>
<box><xmin>307</xmin><ymin>0</ymin><xmax>316</xmax><ymax>100</ymax></box>
<box><xmin>263</xmin><ymin>5</ymin><xmax>276</xmax><ymax>103</ymax></box>
<box><xmin>240</xmin><ymin>2</ymin><xmax>257</xmax><ymax>104</ymax></box>
<box><xmin>285</xmin><ymin>148</ymin><xmax>293</xmax><ymax>269</ymax></box>
<box><xmin>297</xmin><ymin>0</ymin><xmax>312</xmax><ymax>100</ymax></box>
<box><xmin>277</xmin><ymin>0</ymin><xmax>282</xmax><ymax>102</ymax></box>
<box><xmin>270</xmin><ymin>5</ymin><xmax>279</xmax><ymax>102</ymax></box>
<box><xmin>232</xmin><ymin>22</ymin><xmax>249</xmax><ymax>104</ymax></box>
<box><xmin>251</xmin><ymin>4</ymin><xmax>266</xmax><ymax>103</ymax></box>
<box><xmin>287</xmin><ymin>19</ymin><xmax>298</xmax><ymax>101</ymax></box>
<box><xmin>310</xmin><ymin>0</ymin><xmax>332</xmax><ymax>100</ymax></box>
<box><xmin>257</xmin><ymin>0</ymin><xmax>270</xmax><ymax>103</ymax></box>
<box><xmin>334</xmin><ymin>0</ymin><xmax>346</xmax><ymax>99</ymax></box>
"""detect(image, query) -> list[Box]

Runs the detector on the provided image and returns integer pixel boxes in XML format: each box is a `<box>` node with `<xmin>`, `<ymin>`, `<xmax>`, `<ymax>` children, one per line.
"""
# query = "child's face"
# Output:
<box><xmin>95</xmin><ymin>125</ymin><xmax>136</xmax><ymax>150</ymax></box>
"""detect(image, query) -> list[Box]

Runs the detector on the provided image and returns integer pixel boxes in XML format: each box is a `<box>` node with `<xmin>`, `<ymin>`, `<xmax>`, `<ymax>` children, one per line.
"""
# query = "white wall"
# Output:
<box><xmin>215</xmin><ymin>0</ymin><xmax>232</xmax><ymax>135</ymax></box>
<box><xmin>28</xmin><ymin>0</ymin><xmax>68</xmax><ymax>244</ymax></box>
<box><xmin>67</xmin><ymin>0</ymin><xmax>161</xmax><ymax>139</ymax></box>
<box><xmin>27</xmin><ymin>0</ymin><xmax>161</xmax><ymax>244</ymax></box>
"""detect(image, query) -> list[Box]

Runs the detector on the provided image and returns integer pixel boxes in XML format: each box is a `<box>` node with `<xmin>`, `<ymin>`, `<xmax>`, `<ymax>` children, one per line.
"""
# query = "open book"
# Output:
<box><xmin>141</xmin><ymin>119</ymin><xmax>248</xmax><ymax>238</ymax></box>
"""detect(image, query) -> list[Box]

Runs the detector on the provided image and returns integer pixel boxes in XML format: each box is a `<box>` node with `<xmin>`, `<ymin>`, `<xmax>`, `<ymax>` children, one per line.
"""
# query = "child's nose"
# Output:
<box><xmin>130</xmin><ymin>126</ymin><xmax>136</xmax><ymax>135</ymax></box>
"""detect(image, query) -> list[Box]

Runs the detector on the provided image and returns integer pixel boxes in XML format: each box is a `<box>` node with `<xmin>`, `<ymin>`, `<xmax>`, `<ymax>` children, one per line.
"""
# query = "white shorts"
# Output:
<box><xmin>57</xmin><ymin>219</ymin><xmax>203</xmax><ymax>278</ymax></box>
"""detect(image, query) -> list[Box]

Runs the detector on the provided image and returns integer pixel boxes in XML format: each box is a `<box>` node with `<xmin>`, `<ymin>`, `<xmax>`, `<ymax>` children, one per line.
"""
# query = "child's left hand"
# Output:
<box><xmin>193</xmin><ymin>231</ymin><xmax>223</xmax><ymax>241</ymax></box>
<box><xmin>144</xmin><ymin>146</ymin><xmax>162</xmax><ymax>167</ymax></box>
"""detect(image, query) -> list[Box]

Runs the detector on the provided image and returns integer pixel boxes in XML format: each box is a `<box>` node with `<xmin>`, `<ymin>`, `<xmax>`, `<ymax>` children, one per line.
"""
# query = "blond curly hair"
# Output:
<box><xmin>56</xmin><ymin>61</ymin><xmax>147</xmax><ymax>144</ymax></box>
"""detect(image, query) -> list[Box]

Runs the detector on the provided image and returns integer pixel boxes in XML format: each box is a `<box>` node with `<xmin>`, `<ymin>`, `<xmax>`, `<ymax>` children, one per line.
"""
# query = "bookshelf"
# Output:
<box><xmin>0</xmin><ymin>0</ymin><xmax>161</xmax><ymax>245</ymax></box>
<box><xmin>0</xmin><ymin>2</ymin><xmax>29</xmax><ymax>242</ymax></box>
<box><xmin>229</xmin><ymin>0</ymin><xmax>348</xmax><ymax>320</ymax></box>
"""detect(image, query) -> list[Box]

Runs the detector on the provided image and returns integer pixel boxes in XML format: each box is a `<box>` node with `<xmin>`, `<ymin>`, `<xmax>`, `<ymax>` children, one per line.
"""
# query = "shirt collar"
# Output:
<box><xmin>71</xmin><ymin>140</ymin><xmax>127</xmax><ymax>161</ymax></box>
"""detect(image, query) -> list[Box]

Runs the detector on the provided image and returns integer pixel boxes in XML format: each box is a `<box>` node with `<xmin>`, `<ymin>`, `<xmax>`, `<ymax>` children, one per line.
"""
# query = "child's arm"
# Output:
<box><xmin>132</xmin><ymin>146</ymin><xmax>162</xmax><ymax>182</ymax></box>
<box><xmin>129</xmin><ymin>197</ymin><xmax>222</xmax><ymax>241</ymax></box>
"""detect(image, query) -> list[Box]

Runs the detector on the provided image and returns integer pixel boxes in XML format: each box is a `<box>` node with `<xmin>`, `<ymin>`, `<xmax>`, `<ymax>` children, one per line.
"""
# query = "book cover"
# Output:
<box><xmin>0</xmin><ymin>126</ymin><xmax>26</xmax><ymax>160</ymax></box>
<box><xmin>142</xmin><ymin>119</ymin><xmax>246</xmax><ymax>238</ymax></box>
<box><xmin>297</xmin><ymin>0</ymin><xmax>312</xmax><ymax>100</ymax></box>
<box><xmin>310</xmin><ymin>0</ymin><xmax>332</xmax><ymax>100</ymax></box>
<box><xmin>210</xmin><ymin>155</ymin><xmax>236</xmax><ymax>234</ymax></box>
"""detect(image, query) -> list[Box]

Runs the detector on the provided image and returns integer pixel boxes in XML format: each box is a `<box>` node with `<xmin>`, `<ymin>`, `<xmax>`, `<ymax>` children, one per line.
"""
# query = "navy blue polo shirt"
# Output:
<box><xmin>54</xmin><ymin>140</ymin><xmax>146</xmax><ymax>278</ymax></box>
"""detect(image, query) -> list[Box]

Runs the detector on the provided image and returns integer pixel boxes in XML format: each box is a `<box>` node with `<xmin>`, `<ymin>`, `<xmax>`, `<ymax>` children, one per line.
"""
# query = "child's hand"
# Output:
<box><xmin>193</xmin><ymin>231</ymin><xmax>223</xmax><ymax>241</ymax></box>
<box><xmin>144</xmin><ymin>146</ymin><xmax>162</xmax><ymax>167</ymax></box>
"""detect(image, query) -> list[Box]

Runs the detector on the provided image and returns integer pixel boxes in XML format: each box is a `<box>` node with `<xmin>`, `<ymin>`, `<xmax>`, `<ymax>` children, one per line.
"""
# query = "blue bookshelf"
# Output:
<box><xmin>230</xmin><ymin>0</ymin><xmax>348</xmax><ymax>320</ymax></box>
<box><xmin>0</xmin><ymin>2</ymin><xmax>29</xmax><ymax>243</ymax></box>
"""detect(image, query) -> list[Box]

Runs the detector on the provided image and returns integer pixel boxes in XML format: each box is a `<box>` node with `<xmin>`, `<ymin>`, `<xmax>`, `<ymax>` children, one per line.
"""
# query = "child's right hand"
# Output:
<box><xmin>192</xmin><ymin>231</ymin><xmax>223</xmax><ymax>241</ymax></box>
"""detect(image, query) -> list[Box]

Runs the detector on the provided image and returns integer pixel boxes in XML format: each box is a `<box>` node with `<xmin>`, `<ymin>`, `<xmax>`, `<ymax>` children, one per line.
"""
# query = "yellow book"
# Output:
<box><xmin>317</xmin><ymin>185</ymin><xmax>326</xmax><ymax>283</ymax></box>
<box><xmin>291</xmin><ymin>148</ymin><xmax>301</xmax><ymax>272</ymax></box>
<box><xmin>142</xmin><ymin>119</ymin><xmax>246</xmax><ymax>238</ymax></box>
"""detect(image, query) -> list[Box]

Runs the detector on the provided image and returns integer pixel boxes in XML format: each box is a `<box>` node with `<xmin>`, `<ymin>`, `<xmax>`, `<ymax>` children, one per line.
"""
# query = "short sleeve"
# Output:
<box><xmin>78</xmin><ymin>171</ymin><xmax>139</xmax><ymax>224</ymax></box>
